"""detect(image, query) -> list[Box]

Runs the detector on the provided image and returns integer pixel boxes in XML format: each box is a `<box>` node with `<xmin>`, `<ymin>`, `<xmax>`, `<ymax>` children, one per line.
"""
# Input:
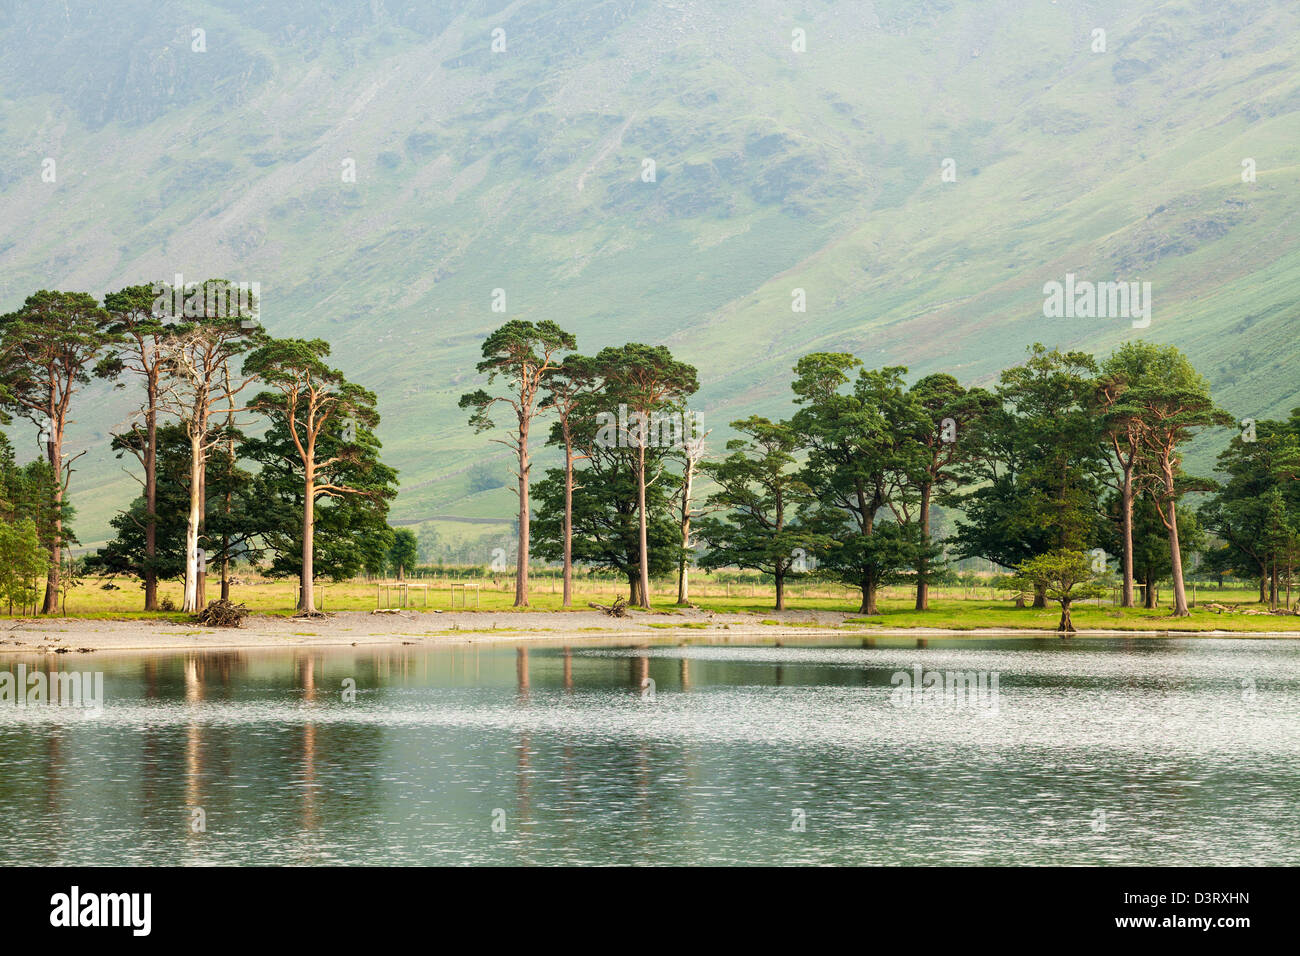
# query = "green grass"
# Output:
<box><xmin>822</xmin><ymin>599</ymin><xmax>1300</xmax><ymax>634</ymax></box>
<box><xmin>8</xmin><ymin>577</ymin><xmax>1296</xmax><ymax>634</ymax></box>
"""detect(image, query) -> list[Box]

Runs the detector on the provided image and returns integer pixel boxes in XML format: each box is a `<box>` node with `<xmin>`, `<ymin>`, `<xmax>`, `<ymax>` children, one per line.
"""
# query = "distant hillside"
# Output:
<box><xmin>0</xmin><ymin>0</ymin><xmax>1297</xmax><ymax>547</ymax></box>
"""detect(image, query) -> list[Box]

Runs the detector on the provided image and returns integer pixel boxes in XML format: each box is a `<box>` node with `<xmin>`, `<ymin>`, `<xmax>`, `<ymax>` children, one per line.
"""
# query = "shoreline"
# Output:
<box><xmin>2</xmin><ymin>608</ymin><xmax>1298</xmax><ymax>655</ymax></box>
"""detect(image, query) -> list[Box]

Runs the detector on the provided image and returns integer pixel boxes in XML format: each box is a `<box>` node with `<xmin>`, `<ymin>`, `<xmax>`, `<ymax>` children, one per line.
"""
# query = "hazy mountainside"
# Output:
<box><xmin>0</xmin><ymin>0</ymin><xmax>1297</xmax><ymax>548</ymax></box>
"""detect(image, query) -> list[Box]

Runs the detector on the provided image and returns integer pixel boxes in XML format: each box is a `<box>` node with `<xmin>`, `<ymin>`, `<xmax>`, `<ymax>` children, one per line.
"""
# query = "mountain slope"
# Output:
<box><xmin>0</xmin><ymin>0</ymin><xmax>1296</xmax><ymax>546</ymax></box>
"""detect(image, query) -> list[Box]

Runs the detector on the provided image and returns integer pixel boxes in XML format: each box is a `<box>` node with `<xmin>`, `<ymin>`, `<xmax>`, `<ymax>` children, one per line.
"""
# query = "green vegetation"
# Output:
<box><xmin>0</xmin><ymin>429</ymin><xmax>57</xmax><ymax>614</ymax></box>
<box><xmin>1200</xmin><ymin>416</ymin><xmax>1300</xmax><ymax>608</ymax></box>
<box><xmin>1</xmin><ymin>2</ymin><xmax>1297</xmax><ymax>547</ymax></box>
<box><xmin>245</xmin><ymin>337</ymin><xmax>396</xmax><ymax>612</ymax></box>
<box><xmin>1</xmin><ymin>285</ymin><xmax>400</xmax><ymax>620</ymax></box>
<box><xmin>458</xmin><ymin>320</ymin><xmax>575</xmax><ymax>607</ymax></box>
<box><xmin>2</xmin><ymin>291</ymin><xmax>1293</xmax><ymax>637</ymax></box>
<box><xmin>0</xmin><ymin>291</ymin><xmax>111</xmax><ymax>610</ymax></box>
<box><xmin>828</xmin><ymin>597</ymin><xmax>1300</xmax><ymax>634</ymax></box>
<box><xmin>1013</xmin><ymin>550</ymin><xmax>1108</xmax><ymax>633</ymax></box>
<box><xmin>697</xmin><ymin>416</ymin><xmax>822</xmax><ymax>610</ymax></box>
<box><xmin>11</xmin><ymin>576</ymin><xmax>1296</xmax><ymax>634</ymax></box>
<box><xmin>2</xmin><ymin>3</ymin><xmax>1298</xmax><ymax>636</ymax></box>
<box><xmin>460</xmin><ymin>330</ymin><xmax>1295</xmax><ymax>634</ymax></box>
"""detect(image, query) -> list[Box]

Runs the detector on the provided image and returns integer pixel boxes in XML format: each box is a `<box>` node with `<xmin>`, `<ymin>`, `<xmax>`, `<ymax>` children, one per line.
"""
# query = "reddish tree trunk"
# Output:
<box><xmin>41</xmin><ymin>410</ymin><xmax>62</xmax><ymax>614</ymax></box>
<box><xmin>1167</xmin><ymin>496</ymin><xmax>1189</xmax><ymax>616</ymax></box>
<box><xmin>143</xmin><ymin>376</ymin><xmax>159</xmax><ymax>611</ymax></box>
<box><xmin>1120</xmin><ymin>469</ymin><xmax>1134</xmax><ymax>608</ymax></box>
<box><xmin>636</xmin><ymin>440</ymin><xmax>651</xmax><ymax>609</ymax></box>
<box><xmin>515</xmin><ymin>419</ymin><xmax>530</xmax><ymax>607</ymax></box>
<box><xmin>299</xmin><ymin>449</ymin><xmax>316</xmax><ymax>614</ymax></box>
<box><xmin>562</xmin><ymin>441</ymin><xmax>573</xmax><ymax>608</ymax></box>
<box><xmin>915</xmin><ymin>482</ymin><xmax>932</xmax><ymax>611</ymax></box>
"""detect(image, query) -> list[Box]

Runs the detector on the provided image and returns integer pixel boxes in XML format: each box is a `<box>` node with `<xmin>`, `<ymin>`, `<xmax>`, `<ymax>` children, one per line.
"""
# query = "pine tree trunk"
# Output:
<box><xmin>220</xmin><ymin>386</ymin><xmax>234</xmax><ymax>603</ymax></box>
<box><xmin>1168</xmin><ymin>497</ymin><xmax>1189</xmax><ymax>616</ymax></box>
<box><xmin>195</xmin><ymin>451</ymin><xmax>207</xmax><ymax>608</ymax></box>
<box><xmin>41</xmin><ymin>405</ymin><xmax>62</xmax><ymax>614</ymax></box>
<box><xmin>182</xmin><ymin>429</ymin><xmax>203</xmax><ymax>613</ymax></box>
<box><xmin>562</xmin><ymin>441</ymin><xmax>573</xmax><ymax>608</ymax></box>
<box><xmin>143</xmin><ymin>377</ymin><xmax>159</xmax><ymax>611</ymax></box>
<box><xmin>299</xmin><ymin>456</ymin><xmax>315</xmax><ymax>613</ymax></box>
<box><xmin>636</xmin><ymin>440</ymin><xmax>651</xmax><ymax>609</ymax></box>
<box><xmin>915</xmin><ymin>481</ymin><xmax>931</xmax><ymax>611</ymax></box>
<box><xmin>1120</xmin><ymin>468</ymin><xmax>1134</xmax><ymax>608</ymax></box>
<box><xmin>861</xmin><ymin>570</ymin><xmax>878</xmax><ymax>615</ymax></box>
<box><xmin>676</xmin><ymin>457</ymin><xmax>694</xmax><ymax>606</ymax></box>
<box><xmin>515</xmin><ymin>422</ymin><xmax>530</xmax><ymax>607</ymax></box>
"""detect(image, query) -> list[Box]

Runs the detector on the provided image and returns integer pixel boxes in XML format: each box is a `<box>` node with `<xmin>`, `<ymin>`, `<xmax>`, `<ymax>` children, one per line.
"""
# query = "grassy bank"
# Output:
<box><xmin>5</xmin><ymin>575</ymin><xmax>1295</xmax><ymax>634</ymax></box>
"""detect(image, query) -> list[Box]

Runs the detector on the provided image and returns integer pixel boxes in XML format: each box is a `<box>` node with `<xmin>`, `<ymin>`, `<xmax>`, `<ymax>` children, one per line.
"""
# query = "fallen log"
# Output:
<box><xmin>588</xmin><ymin>596</ymin><xmax>629</xmax><ymax>617</ymax></box>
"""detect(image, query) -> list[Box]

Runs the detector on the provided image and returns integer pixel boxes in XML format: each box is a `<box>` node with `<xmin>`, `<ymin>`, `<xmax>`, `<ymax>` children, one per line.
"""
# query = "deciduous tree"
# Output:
<box><xmin>388</xmin><ymin>527</ymin><xmax>418</xmax><ymax>580</ymax></box>
<box><xmin>951</xmin><ymin>345</ymin><xmax>1106</xmax><ymax>606</ymax></box>
<box><xmin>1015</xmin><ymin>549</ymin><xmax>1106</xmax><ymax>633</ymax></box>
<box><xmin>697</xmin><ymin>416</ymin><xmax>821</xmax><ymax>610</ymax></box>
<box><xmin>908</xmin><ymin>375</ymin><xmax>996</xmax><ymax>610</ymax></box>
<box><xmin>791</xmin><ymin>354</ymin><xmax>929</xmax><ymax>614</ymax></box>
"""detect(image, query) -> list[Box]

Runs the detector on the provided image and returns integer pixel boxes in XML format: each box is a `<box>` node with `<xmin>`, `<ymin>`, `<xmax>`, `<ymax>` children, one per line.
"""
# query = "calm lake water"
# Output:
<box><xmin>1</xmin><ymin>635</ymin><xmax>1297</xmax><ymax>866</ymax></box>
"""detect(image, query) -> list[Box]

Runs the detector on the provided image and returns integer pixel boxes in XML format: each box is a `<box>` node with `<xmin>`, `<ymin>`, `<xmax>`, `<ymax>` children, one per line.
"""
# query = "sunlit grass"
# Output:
<box><xmin>825</xmin><ymin>599</ymin><xmax>1300</xmax><ymax>634</ymax></box>
<box><xmin>5</xmin><ymin>575</ymin><xmax>1294</xmax><ymax>633</ymax></box>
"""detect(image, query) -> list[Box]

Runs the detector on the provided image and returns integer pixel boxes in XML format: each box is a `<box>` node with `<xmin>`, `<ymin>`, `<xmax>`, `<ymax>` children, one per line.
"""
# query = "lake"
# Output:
<box><xmin>1</xmin><ymin>635</ymin><xmax>1297</xmax><ymax>865</ymax></box>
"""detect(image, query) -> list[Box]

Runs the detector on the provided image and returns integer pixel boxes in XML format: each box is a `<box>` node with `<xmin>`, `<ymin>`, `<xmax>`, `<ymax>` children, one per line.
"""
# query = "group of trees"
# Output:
<box><xmin>1199</xmin><ymin>410</ymin><xmax>1300</xmax><ymax>609</ymax></box>
<box><xmin>462</xmin><ymin>327</ymin><xmax>1255</xmax><ymax>622</ymax></box>
<box><xmin>1</xmin><ymin>290</ymin><xmax>1278</xmax><ymax>625</ymax></box>
<box><xmin>0</xmin><ymin>431</ymin><xmax>56</xmax><ymax>613</ymax></box>
<box><xmin>698</xmin><ymin>342</ymin><xmax>1239</xmax><ymax>622</ymax></box>
<box><xmin>0</xmin><ymin>283</ymin><xmax>398</xmax><ymax>615</ymax></box>
<box><xmin>460</xmin><ymin>321</ymin><xmax>700</xmax><ymax>609</ymax></box>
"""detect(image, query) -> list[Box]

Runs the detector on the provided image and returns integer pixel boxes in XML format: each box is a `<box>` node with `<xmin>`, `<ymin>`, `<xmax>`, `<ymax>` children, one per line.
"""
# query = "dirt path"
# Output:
<box><xmin>0</xmin><ymin>608</ymin><xmax>849</xmax><ymax>653</ymax></box>
<box><xmin>1</xmin><ymin>608</ymin><xmax>1296</xmax><ymax>656</ymax></box>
